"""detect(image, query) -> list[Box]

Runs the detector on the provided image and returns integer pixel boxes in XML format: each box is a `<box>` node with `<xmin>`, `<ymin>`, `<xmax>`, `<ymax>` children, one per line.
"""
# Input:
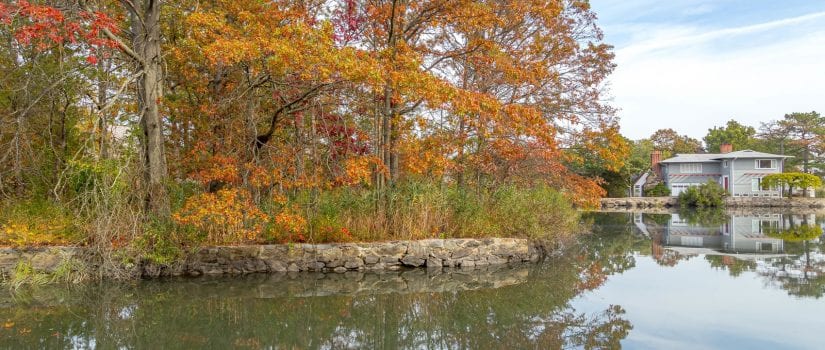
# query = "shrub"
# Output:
<box><xmin>0</xmin><ymin>199</ymin><xmax>82</xmax><ymax>246</ymax></box>
<box><xmin>644</xmin><ymin>183</ymin><xmax>671</xmax><ymax>197</ymax></box>
<box><xmin>678</xmin><ymin>180</ymin><xmax>726</xmax><ymax>208</ymax></box>
<box><xmin>172</xmin><ymin>188</ymin><xmax>268</xmax><ymax>244</ymax></box>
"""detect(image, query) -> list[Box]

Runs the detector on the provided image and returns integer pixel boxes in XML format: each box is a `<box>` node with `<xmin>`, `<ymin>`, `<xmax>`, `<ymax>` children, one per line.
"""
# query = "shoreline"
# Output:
<box><xmin>0</xmin><ymin>238</ymin><xmax>548</xmax><ymax>281</ymax></box>
<box><xmin>601</xmin><ymin>197</ymin><xmax>825</xmax><ymax>211</ymax></box>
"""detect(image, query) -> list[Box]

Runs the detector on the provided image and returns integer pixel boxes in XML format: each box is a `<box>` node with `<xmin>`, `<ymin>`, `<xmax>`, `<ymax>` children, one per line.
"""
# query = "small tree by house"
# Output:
<box><xmin>761</xmin><ymin>173</ymin><xmax>823</xmax><ymax>197</ymax></box>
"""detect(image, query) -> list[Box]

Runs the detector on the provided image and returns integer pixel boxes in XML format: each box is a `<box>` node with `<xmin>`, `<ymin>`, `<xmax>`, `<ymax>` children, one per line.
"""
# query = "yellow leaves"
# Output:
<box><xmin>192</xmin><ymin>155</ymin><xmax>241</xmax><ymax>186</ymax></box>
<box><xmin>173</xmin><ymin>188</ymin><xmax>268</xmax><ymax>244</ymax></box>
<box><xmin>0</xmin><ymin>201</ymin><xmax>77</xmax><ymax>247</ymax></box>
<box><xmin>272</xmin><ymin>206</ymin><xmax>307</xmax><ymax>241</ymax></box>
<box><xmin>341</xmin><ymin>156</ymin><xmax>381</xmax><ymax>186</ymax></box>
<box><xmin>0</xmin><ymin>222</ymin><xmax>71</xmax><ymax>247</ymax></box>
<box><xmin>162</xmin><ymin>0</ymin><xmax>617</xmax><ymax>211</ymax></box>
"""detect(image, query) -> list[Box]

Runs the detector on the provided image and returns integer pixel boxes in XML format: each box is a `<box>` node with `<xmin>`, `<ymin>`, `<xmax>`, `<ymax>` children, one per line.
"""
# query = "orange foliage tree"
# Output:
<box><xmin>2</xmin><ymin>0</ymin><xmax>623</xmax><ymax>244</ymax></box>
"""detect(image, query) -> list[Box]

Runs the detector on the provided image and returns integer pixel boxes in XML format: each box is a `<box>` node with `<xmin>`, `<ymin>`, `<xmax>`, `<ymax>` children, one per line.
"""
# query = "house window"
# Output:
<box><xmin>752</xmin><ymin>220</ymin><xmax>779</xmax><ymax>233</ymax></box>
<box><xmin>752</xmin><ymin>178</ymin><xmax>760</xmax><ymax>191</ymax></box>
<box><xmin>755</xmin><ymin>159</ymin><xmax>776</xmax><ymax>169</ymax></box>
<box><xmin>723</xmin><ymin>160</ymin><xmax>729</xmax><ymax>167</ymax></box>
<box><xmin>752</xmin><ymin>177</ymin><xmax>777</xmax><ymax>192</ymax></box>
<box><xmin>680</xmin><ymin>163</ymin><xmax>702</xmax><ymax>173</ymax></box>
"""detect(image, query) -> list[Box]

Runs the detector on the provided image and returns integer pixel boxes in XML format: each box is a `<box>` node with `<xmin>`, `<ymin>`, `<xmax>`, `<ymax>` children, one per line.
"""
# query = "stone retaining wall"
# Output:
<box><xmin>600</xmin><ymin>197</ymin><xmax>677</xmax><ymax>210</ymax></box>
<box><xmin>725</xmin><ymin>197</ymin><xmax>824</xmax><ymax>209</ymax></box>
<box><xmin>0</xmin><ymin>238</ymin><xmax>544</xmax><ymax>279</ymax></box>
<box><xmin>0</xmin><ymin>247</ymin><xmax>86</xmax><ymax>277</ymax></box>
<box><xmin>601</xmin><ymin>197</ymin><xmax>824</xmax><ymax>210</ymax></box>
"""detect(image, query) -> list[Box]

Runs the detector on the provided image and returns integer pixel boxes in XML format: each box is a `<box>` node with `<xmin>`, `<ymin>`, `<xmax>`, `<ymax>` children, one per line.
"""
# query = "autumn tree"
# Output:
<box><xmin>2</xmin><ymin>0</ymin><xmax>622</xmax><ymax>249</ymax></box>
<box><xmin>649</xmin><ymin>128</ymin><xmax>703</xmax><ymax>157</ymax></box>
<box><xmin>1</xmin><ymin>0</ymin><xmax>175</xmax><ymax>216</ymax></box>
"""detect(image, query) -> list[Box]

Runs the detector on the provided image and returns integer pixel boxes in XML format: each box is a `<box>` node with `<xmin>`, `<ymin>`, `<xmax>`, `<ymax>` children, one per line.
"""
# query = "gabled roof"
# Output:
<box><xmin>710</xmin><ymin>150</ymin><xmax>792</xmax><ymax>159</ymax></box>
<box><xmin>660</xmin><ymin>150</ymin><xmax>791</xmax><ymax>164</ymax></box>
<box><xmin>660</xmin><ymin>154</ymin><xmax>725</xmax><ymax>163</ymax></box>
<box><xmin>633</xmin><ymin>171</ymin><xmax>650</xmax><ymax>186</ymax></box>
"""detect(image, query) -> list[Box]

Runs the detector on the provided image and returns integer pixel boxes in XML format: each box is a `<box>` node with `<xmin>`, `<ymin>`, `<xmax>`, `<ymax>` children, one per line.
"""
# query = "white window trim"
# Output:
<box><xmin>680</xmin><ymin>163</ymin><xmax>702</xmax><ymax>174</ymax></box>
<box><xmin>755</xmin><ymin>159</ymin><xmax>777</xmax><ymax>170</ymax></box>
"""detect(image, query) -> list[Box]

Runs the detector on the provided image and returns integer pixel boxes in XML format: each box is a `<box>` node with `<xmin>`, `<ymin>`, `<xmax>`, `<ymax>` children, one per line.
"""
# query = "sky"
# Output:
<box><xmin>589</xmin><ymin>0</ymin><xmax>825</xmax><ymax>140</ymax></box>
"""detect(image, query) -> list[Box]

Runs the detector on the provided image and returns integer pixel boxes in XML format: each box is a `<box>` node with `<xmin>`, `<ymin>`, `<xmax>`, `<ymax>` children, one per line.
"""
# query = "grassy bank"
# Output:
<box><xmin>1</xmin><ymin>181</ymin><xmax>579</xmax><ymax>279</ymax></box>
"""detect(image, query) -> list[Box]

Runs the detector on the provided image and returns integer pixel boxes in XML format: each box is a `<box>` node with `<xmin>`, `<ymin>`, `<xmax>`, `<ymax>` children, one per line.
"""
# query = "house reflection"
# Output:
<box><xmin>638</xmin><ymin>213</ymin><xmax>819</xmax><ymax>254</ymax></box>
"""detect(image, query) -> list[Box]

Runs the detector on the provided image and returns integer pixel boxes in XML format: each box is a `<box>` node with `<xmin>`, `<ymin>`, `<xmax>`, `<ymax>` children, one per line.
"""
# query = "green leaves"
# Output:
<box><xmin>703</xmin><ymin>120</ymin><xmax>756</xmax><ymax>153</ymax></box>
<box><xmin>678</xmin><ymin>180</ymin><xmax>726</xmax><ymax>208</ymax></box>
<box><xmin>761</xmin><ymin>173</ymin><xmax>822</xmax><ymax>197</ymax></box>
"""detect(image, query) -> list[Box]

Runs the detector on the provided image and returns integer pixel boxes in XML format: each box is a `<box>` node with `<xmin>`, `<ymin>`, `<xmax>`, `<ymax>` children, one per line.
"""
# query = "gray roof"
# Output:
<box><xmin>660</xmin><ymin>150</ymin><xmax>790</xmax><ymax>163</ymax></box>
<box><xmin>710</xmin><ymin>150</ymin><xmax>791</xmax><ymax>159</ymax></box>
<box><xmin>660</xmin><ymin>153</ymin><xmax>725</xmax><ymax>163</ymax></box>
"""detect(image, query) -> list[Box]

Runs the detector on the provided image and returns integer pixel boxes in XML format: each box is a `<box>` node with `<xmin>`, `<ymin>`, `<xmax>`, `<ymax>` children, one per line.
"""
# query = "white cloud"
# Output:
<box><xmin>618</xmin><ymin>11</ymin><xmax>825</xmax><ymax>60</ymax></box>
<box><xmin>610</xmin><ymin>14</ymin><xmax>825</xmax><ymax>140</ymax></box>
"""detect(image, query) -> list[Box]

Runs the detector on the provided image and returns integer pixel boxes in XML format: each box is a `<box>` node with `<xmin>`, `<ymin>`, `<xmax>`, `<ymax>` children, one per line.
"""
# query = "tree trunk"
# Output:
<box><xmin>13</xmin><ymin>105</ymin><xmax>24</xmax><ymax>197</ymax></box>
<box><xmin>132</xmin><ymin>0</ymin><xmax>170</xmax><ymax>217</ymax></box>
<box><xmin>97</xmin><ymin>59</ymin><xmax>110</xmax><ymax>159</ymax></box>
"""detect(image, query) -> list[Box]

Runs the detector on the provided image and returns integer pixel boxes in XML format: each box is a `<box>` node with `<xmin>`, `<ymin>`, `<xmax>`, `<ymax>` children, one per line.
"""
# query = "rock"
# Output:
<box><xmin>344</xmin><ymin>258</ymin><xmax>364</xmax><ymax>269</ymax></box>
<box><xmin>426</xmin><ymin>258</ymin><xmax>442</xmax><ymax>268</ymax></box>
<box><xmin>376</xmin><ymin>243</ymin><xmax>407</xmax><ymax>256</ymax></box>
<box><xmin>317</xmin><ymin>246</ymin><xmax>342</xmax><ymax>263</ymax></box>
<box><xmin>270</xmin><ymin>261</ymin><xmax>288</xmax><ymax>272</ymax></box>
<box><xmin>451</xmin><ymin>248</ymin><xmax>472</xmax><ymax>259</ymax></box>
<box><xmin>401</xmin><ymin>256</ymin><xmax>426</xmax><ymax>267</ymax></box>
<box><xmin>364</xmin><ymin>255</ymin><xmax>380</xmax><ymax>264</ymax></box>
<box><xmin>380</xmin><ymin>256</ymin><xmax>400</xmax><ymax>265</ymax></box>
<box><xmin>30</xmin><ymin>251</ymin><xmax>62</xmax><ymax>272</ymax></box>
<box><xmin>333</xmin><ymin>267</ymin><xmax>347</xmax><ymax>273</ymax></box>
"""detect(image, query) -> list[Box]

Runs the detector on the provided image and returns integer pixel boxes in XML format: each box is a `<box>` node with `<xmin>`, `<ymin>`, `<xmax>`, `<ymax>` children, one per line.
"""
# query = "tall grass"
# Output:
<box><xmin>285</xmin><ymin>182</ymin><xmax>579</xmax><ymax>243</ymax></box>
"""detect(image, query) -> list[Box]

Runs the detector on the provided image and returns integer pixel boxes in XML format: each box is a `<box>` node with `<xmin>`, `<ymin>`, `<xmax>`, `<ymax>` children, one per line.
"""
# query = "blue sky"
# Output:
<box><xmin>589</xmin><ymin>0</ymin><xmax>825</xmax><ymax>140</ymax></box>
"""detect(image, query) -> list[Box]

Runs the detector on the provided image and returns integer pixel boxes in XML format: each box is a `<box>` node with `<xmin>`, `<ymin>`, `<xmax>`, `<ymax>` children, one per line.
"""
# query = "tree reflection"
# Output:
<box><xmin>0</xmin><ymin>259</ymin><xmax>632</xmax><ymax>349</ymax></box>
<box><xmin>755</xmin><ymin>214</ymin><xmax>825</xmax><ymax>299</ymax></box>
<box><xmin>705</xmin><ymin>255</ymin><xmax>755</xmax><ymax>277</ymax></box>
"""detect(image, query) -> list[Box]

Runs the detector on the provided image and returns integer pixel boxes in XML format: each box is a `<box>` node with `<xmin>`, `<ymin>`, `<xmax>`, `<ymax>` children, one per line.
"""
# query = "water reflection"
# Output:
<box><xmin>636</xmin><ymin>211</ymin><xmax>823</xmax><ymax>255</ymax></box>
<box><xmin>593</xmin><ymin>210</ymin><xmax>825</xmax><ymax>299</ymax></box>
<box><xmin>0</xmin><ymin>264</ymin><xmax>631</xmax><ymax>349</ymax></box>
<box><xmin>3</xmin><ymin>211</ymin><xmax>824</xmax><ymax>348</ymax></box>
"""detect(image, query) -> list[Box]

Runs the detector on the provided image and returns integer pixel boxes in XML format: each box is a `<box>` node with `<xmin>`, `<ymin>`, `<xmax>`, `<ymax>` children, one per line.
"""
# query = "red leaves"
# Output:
<box><xmin>0</xmin><ymin>3</ymin><xmax>13</xmax><ymax>25</ymax></box>
<box><xmin>331</xmin><ymin>0</ymin><xmax>365</xmax><ymax>44</ymax></box>
<box><xmin>315</xmin><ymin>113</ymin><xmax>371</xmax><ymax>158</ymax></box>
<box><xmin>4</xmin><ymin>1</ymin><xmax>119</xmax><ymax>61</ymax></box>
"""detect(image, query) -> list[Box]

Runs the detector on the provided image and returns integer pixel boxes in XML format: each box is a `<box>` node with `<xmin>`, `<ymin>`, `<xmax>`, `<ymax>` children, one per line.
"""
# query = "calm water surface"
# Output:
<box><xmin>1</xmin><ymin>211</ymin><xmax>823</xmax><ymax>349</ymax></box>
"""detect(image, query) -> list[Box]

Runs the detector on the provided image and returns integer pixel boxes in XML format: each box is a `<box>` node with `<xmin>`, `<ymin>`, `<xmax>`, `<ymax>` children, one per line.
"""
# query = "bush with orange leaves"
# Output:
<box><xmin>271</xmin><ymin>207</ymin><xmax>308</xmax><ymax>243</ymax></box>
<box><xmin>172</xmin><ymin>188</ymin><xmax>268</xmax><ymax>244</ymax></box>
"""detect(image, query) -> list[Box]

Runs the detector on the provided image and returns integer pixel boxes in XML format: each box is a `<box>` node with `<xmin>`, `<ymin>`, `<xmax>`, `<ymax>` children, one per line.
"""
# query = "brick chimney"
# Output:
<box><xmin>720</xmin><ymin>143</ymin><xmax>733</xmax><ymax>154</ymax></box>
<box><xmin>651</xmin><ymin>150</ymin><xmax>662</xmax><ymax>177</ymax></box>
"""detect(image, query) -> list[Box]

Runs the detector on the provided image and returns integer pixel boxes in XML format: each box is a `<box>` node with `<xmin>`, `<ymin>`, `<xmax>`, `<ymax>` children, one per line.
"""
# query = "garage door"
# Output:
<box><xmin>670</xmin><ymin>184</ymin><xmax>700</xmax><ymax>196</ymax></box>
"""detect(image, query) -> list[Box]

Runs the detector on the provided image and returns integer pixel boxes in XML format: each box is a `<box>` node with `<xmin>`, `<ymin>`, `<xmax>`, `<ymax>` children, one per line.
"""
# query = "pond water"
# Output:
<box><xmin>1</xmin><ymin>211</ymin><xmax>824</xmax><ymax>349</ymax></box>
